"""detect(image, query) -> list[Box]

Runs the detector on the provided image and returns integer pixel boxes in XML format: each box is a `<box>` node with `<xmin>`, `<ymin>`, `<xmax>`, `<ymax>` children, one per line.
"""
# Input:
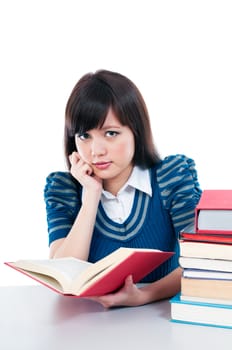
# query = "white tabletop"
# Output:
<box><xmin>0</xmin><ymin>283</ymin><xmax>231</xmax><ymax>350</ymax></box>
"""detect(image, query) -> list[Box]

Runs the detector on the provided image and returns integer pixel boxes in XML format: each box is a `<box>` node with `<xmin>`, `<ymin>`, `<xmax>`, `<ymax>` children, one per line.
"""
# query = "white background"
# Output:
<box><xmin>0</xmin><ymin>1</ymin><xmax>232</xmax><ymax>283</ymax></box>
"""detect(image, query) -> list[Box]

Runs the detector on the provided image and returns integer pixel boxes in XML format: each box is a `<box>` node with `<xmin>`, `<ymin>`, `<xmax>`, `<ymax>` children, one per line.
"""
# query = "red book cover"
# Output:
<box><xmin>180</xmin><ymin>224</ymin><xmax>232</xmax><ymax>244</ymax></box>
<box><xmin>77</xmin><ymin>251</ymin><xmax>173</xmax><ymax>297</ymax></box>
<box><xmin>195</xmin><ymin>190</ymin><xmax>232</xmax><ymax>234</ymax></box>
<box><xmin>180</xmin><ymin>232</ymin><xmax>232</xmax><ymax>244</ymax></box>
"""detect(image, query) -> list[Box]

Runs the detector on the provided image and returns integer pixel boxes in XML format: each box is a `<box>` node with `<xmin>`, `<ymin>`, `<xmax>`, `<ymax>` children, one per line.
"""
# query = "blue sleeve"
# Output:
<box><xmin>156</xmin><ymin>154</ymin><xmax>202</xmax><ymax>236</ymax></box>
<box><xmin>44</xmin><ymin>171</ymin><xmax>81</xmax><ymax>246</ymax></box>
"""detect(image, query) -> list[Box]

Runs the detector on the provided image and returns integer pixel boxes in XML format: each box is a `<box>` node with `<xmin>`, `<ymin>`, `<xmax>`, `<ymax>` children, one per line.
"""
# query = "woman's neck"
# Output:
<box><xmin>103</xmin><ymin>165</ymin><xmax>133</xmax><ymax>196</ymax></box>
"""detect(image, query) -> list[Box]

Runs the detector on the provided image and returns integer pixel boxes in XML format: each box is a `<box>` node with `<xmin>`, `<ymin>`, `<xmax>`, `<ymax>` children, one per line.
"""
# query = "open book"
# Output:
<box><xmin>5</xmin><ymin>247</ymin><xmax>173</xmax><ymax>297</ymax></box>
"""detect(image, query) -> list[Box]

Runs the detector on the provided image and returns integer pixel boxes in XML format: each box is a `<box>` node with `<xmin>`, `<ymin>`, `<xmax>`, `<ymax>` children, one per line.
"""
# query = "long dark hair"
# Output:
<box><xmin>64</xmin><ymin>69</ymin><xmax>161</xmax><ymax>169</ymax></box>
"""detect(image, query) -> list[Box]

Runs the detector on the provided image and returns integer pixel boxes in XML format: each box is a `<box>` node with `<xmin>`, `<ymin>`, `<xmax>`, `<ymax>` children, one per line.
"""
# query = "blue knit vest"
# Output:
<box><xmin>88</xmin><ymin>168</ymin><xmax>179</xmax><ymax>282</ymax></box>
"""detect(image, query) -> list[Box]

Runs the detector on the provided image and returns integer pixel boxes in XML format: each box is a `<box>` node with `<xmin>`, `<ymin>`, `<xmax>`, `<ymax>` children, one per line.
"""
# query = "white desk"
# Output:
<box><xmin>0</xmin><ymin>284</ymin><xmax>231</xmax><ymax>350</ymax></box>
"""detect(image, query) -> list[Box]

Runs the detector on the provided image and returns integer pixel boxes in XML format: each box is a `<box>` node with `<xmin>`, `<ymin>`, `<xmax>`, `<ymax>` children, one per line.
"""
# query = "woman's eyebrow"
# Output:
<box><xmin>101</xmin><ymin>125</ymin><xmax>121</xmax><ymax>130</ymax></box>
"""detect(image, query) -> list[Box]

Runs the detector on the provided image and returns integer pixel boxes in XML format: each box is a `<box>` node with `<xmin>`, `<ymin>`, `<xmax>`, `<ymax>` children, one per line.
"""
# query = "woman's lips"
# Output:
<box><xmin>93</xmin><ymin>161</ymin><xmax>112</xmax><ymax>170</ymax></box>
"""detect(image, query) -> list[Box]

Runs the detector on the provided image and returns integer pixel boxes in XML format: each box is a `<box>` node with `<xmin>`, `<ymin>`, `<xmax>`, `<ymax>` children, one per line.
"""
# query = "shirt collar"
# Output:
<box><xmin>125</xmin><ymin>166</ymin><xmax>152</xmax><ymax>196</ymax></box>
<box><xmin>102</xmin><ymin>166</ymin><xmax>152</xmax><ymax>198</ymax></box>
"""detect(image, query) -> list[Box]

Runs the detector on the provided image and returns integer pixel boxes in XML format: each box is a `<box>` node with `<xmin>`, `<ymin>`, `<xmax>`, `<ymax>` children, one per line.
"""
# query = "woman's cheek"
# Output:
<box><xmin>76</xmin><ymin>147</ymin><xmax>90</xmax><ymax>163</ymax></box>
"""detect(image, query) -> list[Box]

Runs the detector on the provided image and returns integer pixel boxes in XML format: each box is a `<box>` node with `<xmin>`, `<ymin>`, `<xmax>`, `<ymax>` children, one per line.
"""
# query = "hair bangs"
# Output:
<box><xmin>70</xmin><ymin>78</ymin><xmax>113</xmax><ymax>136</ymax></box>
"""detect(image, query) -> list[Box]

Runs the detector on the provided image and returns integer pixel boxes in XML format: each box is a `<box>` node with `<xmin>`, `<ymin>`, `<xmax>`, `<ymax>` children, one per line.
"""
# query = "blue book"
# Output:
<box><xmin>170</xmin><ymin>293</ymin><xmax>232</xmax><ymax>329</ymax></box>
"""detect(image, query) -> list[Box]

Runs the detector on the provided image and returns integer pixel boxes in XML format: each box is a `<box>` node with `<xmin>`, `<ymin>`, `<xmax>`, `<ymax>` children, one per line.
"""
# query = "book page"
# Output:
<box><xmin>198</xmin><ymin>210</ymin><xmax>232</xmax><ymax>230</ymax></box>
<box><xmin>13</xmin><ymin>257</ymin><xmax>92</xmax><ymax>286</ymax></box>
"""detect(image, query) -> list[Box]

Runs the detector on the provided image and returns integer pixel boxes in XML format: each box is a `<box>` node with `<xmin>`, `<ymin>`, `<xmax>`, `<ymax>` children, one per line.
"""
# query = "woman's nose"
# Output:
<box><xmin>91</xmin><ymin>140</ymin><xmax>107</xmax><ymax>157</ymax></box>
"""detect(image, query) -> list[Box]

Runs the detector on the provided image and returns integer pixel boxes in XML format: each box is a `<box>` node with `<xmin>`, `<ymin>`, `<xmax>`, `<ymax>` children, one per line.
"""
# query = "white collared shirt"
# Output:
<box><xmin>101</xmin><ymin>166</ymin><xmax>152</xmax><ymax>223</ymax></box>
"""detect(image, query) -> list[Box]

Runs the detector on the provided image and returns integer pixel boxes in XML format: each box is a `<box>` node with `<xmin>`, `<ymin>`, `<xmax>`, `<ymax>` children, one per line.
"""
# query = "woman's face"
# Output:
<box><xmin>75</xmin><ymin>108</ymin><xmax>135</xmax><ymax>191</ymax></box>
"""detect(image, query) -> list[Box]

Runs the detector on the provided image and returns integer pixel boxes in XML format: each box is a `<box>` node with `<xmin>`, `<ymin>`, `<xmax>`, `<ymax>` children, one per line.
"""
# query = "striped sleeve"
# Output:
<box><xmin>156</xmin><ymin>154</ymin><xmax>202</xmax><ymax>236</ymax></box>
<box><xmin>44</xmin><ymin>171</ymin><xmax>81</xmax><ymax>245</ymax></box>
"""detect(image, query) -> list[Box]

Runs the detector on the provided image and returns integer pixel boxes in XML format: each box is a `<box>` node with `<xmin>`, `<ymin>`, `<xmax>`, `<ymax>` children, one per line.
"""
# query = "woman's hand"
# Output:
<box><xmin>87</xmin><ymin>275</ymin><xmax>147</xmax><ymax>308</ymax></box>
<box><xmin>69</xmin><ymin>151</ymin><xmax>103</xmax><ymax>194</ymax></box>
<box><xmin>86</xmin><ymin>268</ymin><xmax>182</xmax><ymax>308</ymax></box>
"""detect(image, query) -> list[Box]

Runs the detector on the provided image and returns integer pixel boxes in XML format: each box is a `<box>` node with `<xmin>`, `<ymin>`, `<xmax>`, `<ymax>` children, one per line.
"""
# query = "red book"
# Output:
<box><xmin>195</xmin><ymin>190</ymin><xmax>232</xmax><ymax>234</ymax></box>
<box><xmin>180</xmin><ymin>224</ymin><xmax>232</xmax><ymax>244</ymax></box>
<box><xmin>5</xmin><ymin>247</ymin><xmax>173</xmax><ymax>297</ymax></box>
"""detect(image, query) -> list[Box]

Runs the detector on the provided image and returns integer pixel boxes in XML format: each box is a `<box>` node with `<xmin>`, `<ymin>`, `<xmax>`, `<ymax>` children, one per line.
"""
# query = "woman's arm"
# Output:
<box><xmin>49</xmin><ymin>189</ymin><xmax>101</xmax><ymax>259</ymax></box>
<box><xmin>49</xmin><ymin>152</ymin><xmax>102</xmax><ymax>260</ymax></box>
<box><xmin>89</xmin><ymin>267</ymin><xmax>182</xmax><ymax>308</ymax></box>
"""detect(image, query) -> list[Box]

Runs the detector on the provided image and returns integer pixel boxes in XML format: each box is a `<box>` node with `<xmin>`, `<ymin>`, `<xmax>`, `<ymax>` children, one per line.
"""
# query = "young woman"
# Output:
<box><xmin>44</xmin><ymin>69</ymin><xmax>201</xmax><ymax>307</ymax></box>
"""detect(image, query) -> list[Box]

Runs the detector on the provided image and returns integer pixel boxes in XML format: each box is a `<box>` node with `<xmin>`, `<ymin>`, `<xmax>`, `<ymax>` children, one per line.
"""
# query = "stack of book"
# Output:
<box><xmin>170</xmin><ymin>190</ymin><xmax>232</xmax><ymax>329</ymax></box>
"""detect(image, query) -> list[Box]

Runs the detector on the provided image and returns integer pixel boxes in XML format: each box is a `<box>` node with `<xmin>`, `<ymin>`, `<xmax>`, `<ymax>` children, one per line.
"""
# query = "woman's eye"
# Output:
<box><xmin>105</xmin><ymin>131</ymin><xmax>119</xmax><ymax>137</ymax></box>
<box><xmin>78</xmin><ymin>133</ymin><xmax>90</xmax><ymax>140</ymax></box>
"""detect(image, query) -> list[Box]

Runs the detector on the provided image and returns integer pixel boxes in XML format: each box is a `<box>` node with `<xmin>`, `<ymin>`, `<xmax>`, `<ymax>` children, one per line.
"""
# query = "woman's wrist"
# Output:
<box><xmin>82</xmin><ymin>187</ymin><xmax>102</xmax><ymax>205</ymax></box>
<box><xmin>137</xmin><ymin>283</ymin><xmax>159</xmax><ymax>304</ymax></box>
<box><xmin>139</xmin><ymin>268</ymin><xmax>182</xmax><ymax>304</ymax></box>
